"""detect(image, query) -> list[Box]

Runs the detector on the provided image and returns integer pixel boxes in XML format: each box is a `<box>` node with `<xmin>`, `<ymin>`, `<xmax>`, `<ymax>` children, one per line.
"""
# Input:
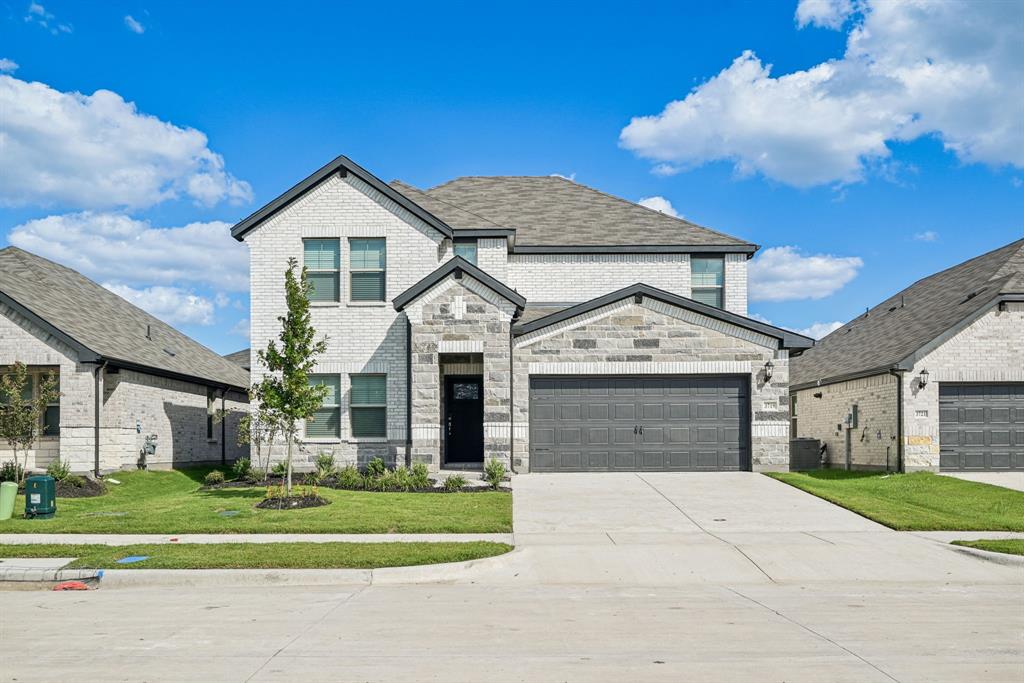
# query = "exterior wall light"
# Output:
<box><xmin>764</xmin><ymin>360</ymin><xmax>774</xmax><ymax>382</ymax></box>
<box><xmin>918</xmin><ymin>368</ymin><xmax>929</xmax><ymax>388</ymax></box>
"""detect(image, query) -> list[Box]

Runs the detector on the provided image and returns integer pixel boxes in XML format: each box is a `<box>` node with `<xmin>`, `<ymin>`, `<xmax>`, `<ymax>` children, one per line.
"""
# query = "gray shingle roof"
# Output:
<box><xmin>790</xmin><ymin>239</ymin><xmax>1024</xmax><ymax>388</ymax></box>
<box><xmin>0</xmin><ymin>247</ymin><xmax>250</xmax><ymax>390</ymax></box>
<box><xmin>415</xmin><ymin>176</ymin><xmax>755</xmax><ymax>249</ymax></box>
<box><xmin>223</xmin><ymin>349</ymin><xmax>251</xmax><ymax>371</ymax></box>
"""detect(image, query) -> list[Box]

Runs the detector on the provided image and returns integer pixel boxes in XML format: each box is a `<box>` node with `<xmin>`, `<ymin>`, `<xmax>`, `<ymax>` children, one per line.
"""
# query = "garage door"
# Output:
<box><xmin>529</xmin><ymin>376</ymin><xmax>750</xmax><ymax>472</ymax></box>
<box><xmin>939</xmin><ymin>383</ymin><xmax>1024</xmax><ymax>471</ymax></box>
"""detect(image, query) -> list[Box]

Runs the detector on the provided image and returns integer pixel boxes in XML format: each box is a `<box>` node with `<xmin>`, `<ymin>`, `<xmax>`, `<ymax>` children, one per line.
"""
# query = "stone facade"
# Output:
<box><xmin>512</xmin><ymin>298</ymin><xmax>789</xmax><ymax>472</ymax></box>
<box><xmin>0</xmin><ymin>303</ymin><xmax>249</xmax><ymax>473</ymax></box>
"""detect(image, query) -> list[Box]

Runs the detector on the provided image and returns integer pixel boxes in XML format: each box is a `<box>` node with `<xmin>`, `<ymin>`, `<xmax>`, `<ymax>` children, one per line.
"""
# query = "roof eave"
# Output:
<box><xmin>0</xmin><ymin>290</ymin><xmax>100</xmax><ymax>363</ymax></box>
<box><xmin>393</xmin><ymin>256</ymin><xmax>527</xmax><ymax>312</ymax></box>
<box><xmin>511</xmin><ymin>244</ymin><xmax>758</xmax><ymax>255</ymax></box>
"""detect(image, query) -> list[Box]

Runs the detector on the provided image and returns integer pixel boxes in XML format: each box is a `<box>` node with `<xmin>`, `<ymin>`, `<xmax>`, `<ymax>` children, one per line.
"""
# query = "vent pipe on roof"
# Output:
<box><xmin>145</xmin><ymin>324</ymin><xmax>152</xmax><ymax>340</ymax></box>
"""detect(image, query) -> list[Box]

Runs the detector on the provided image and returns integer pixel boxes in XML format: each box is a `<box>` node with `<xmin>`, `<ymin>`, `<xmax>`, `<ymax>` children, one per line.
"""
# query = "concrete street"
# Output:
<box><xmin>1</xmin><ymin>473</ymin><xmax>1022</xmax><ymax>682</ymax></box>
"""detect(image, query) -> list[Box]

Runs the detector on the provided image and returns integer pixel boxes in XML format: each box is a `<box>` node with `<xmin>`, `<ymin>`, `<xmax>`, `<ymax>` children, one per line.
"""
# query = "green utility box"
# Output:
<box><xmin>24</xmin><ymin>475</ymin><xmax>56</xmax><ymax>519</ymax></box>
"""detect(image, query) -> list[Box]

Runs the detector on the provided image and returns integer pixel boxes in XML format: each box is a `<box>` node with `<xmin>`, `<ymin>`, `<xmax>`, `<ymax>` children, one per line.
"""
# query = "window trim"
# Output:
<box><xmin>2</xmin><ymin>368</ymin><xmax>60</xmax><ymax>439</ymax></box>
<box><xmin>348</xmin><ymin>237</ymin><xmax>387</xmax><ymax>303</ymax></box>
<box><xmin>303</xmin><ymin>238</ymin><xmax>341</xmax><ymax>303</ymax></box>
<box><xmin>349</xmin><ymin>373</ymin><xmax>387</xmax><ymax>439</ymax></box>
<box><xmin>306</xmin><ymin>374</ymin><xmax>342</xmax><ymax>440</ymax></box>
<box><xmin>690</xmin><ymin>254</ymin><xmax>726</xmax><ymax>309</ymax></box>
<box><xmin>453</xmin><ymin>238</ymin><xmax>478</xmax><ymax>266</ymax></box>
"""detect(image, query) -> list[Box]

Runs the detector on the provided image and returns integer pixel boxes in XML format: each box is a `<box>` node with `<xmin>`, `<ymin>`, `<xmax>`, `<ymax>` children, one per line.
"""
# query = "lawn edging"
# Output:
<box><xmin>948</xmin><ymin>543</ymin><xmax>1024</xmax><ymax>567</ymax></box>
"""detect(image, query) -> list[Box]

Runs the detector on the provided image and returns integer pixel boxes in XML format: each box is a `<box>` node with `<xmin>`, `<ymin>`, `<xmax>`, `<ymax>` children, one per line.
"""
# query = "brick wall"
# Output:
<box><xmin>506</xmin><ymin>253</ymin><xmax>691</xmax><ymax>303</ymax></box>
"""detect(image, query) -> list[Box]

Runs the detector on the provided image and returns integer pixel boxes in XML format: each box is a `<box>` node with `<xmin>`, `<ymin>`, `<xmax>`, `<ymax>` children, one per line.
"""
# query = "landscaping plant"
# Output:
<box><xmin>231</xmin><ymin>457</ymin><xmax>251</xmax><ymax>481</ymax></box>
<box><xmin>0</xmin><ymin>459</ymin><xmax>23</xmax><ymax>484</ymax></box>
<box><xmin>444</xmin><ymin>474</ymin><xmax>467</xmax><ymax>492</ymax></box>
<box><xmin>337</xmin><ymin>465</ymin><xmax>364</xmax><ymax>490</ymax></box>
<box><xmin>484</xmin><ymin>458</ymin><xmax>506</xmax><ymax>489</ymax></box>
<box><xmin>314</xmin><ymin>452</ymin><xmax>338</xmax><ymax>479</ymax></box>
<box><xmin>252</xmin><ymin>258</ymin><xmax>328</xmax><ymax>495</ymax></box>
<box><xmin>246</xmin><ymin>467</ymin><xmax>267</xmax><ymax>484</ymax></box>
<box><xmin>410</xmin><ymin>463</ymin><xmax>430</xmax><ymax>489</ymax></box>
<box><xmin>204</xmin><ymin>470</ymin><xmax>226</xmax><ymax>486</ymax></box>
<box><xmin>46</xmin><ymin>457</ymin><xmax>71</xmax><ymax>482</ymax></box>
<box><xmin>0</xmin><ymin>363</ymin><xmax>60</xmax><ymax>484</ymax></box>
<box><xmin>366</xmin><ymin>456</ymin><xmax>387</xmax><ymax>478</ymax></box>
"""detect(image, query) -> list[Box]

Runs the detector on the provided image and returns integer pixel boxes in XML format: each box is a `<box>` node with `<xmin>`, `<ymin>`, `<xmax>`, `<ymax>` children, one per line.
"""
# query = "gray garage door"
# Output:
<box><xmin>529</xmin><ymin>376</ymin><xmax>750</xmax><ymax>472</ymax></box>
<box><xmin>939</xmin><ymin>383</ymin><xmax>1024</xmax><ymax>471</ymax></box>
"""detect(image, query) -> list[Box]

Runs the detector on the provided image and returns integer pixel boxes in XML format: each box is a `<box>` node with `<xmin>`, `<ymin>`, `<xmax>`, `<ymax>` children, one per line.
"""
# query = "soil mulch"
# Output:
<box><xmin>255</xmin><ymin>495</ymin><xmax>330</xmax><ymax>510</ymax></box>
<box><xmin>202</xmin><ymin>476</ymin><xmax>510</xmax><ymax>494</ymax></box>
<box><xmin>56</xmin><ymin>478</ymin><xmax>108</xmax><ymax>498</ymax></box>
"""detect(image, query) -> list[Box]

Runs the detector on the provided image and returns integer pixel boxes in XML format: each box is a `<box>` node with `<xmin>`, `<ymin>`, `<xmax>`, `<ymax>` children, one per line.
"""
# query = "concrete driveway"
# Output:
<box><xmin>940</xmin><ymin>471</ymin><xmax>1024</xmax><ymax>492</ymax></box>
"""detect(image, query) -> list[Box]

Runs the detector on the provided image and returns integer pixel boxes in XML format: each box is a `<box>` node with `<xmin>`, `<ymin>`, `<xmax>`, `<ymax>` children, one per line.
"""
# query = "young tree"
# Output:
<box><xmin>0</xmin><ymin>363</ymin><xmax>60</xmax><ymax>484</ymax></box>
<box><xmin>253</xmin><ymin>258</ymin><xmax>328</xmax><ymax>494</ymax></box>
<box><xmin>236</xmin><ymin>382</ymin><xmax>283</xmax><ymax>481</ymax></box>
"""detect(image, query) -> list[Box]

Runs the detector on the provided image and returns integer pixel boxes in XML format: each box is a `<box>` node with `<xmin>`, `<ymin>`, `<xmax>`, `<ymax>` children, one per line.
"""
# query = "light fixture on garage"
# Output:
<box><xmin>918</xmin><ymin>368</ymin><xmax>929</xmax><ymax>388</ymax></box>
<box><xmin>764</xmin><ymin>359</ymin><xmax>774</xmax><ymax>382</ymax></box>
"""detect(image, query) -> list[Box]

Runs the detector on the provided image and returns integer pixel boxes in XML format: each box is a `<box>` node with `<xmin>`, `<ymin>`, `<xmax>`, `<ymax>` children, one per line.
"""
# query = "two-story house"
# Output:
<box><xmin>233</xmin><ymin>156</ymin><xmax>812</xmax><ymax>473</ymax></box>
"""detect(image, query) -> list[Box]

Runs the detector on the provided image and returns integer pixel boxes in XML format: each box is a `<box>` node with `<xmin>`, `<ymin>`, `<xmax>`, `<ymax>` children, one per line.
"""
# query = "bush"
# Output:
<box><xmin>271</xmin><ymin>461</ymin><xmax>288</xmax><ymax>477</ymax></box>
<box><xmin>63</xmin><ymin>474</ymin><xmax>85</xmax><ymax>488</ymax></box>
<box><xmin>484</xmin><ymin>458</ymin><xmax>506</xmax><ymax>489</ymax></box>
<box><xmin>45</xmin><ymin>458</ymin><xmax>71</xmax><ymax>482</ymax></box>
<box><xmin>389</xmin><ymin>466</ymin><xmax>415</xmax><ymax>492</ymax></box>
<box><xmin>0</xmin><ymin>460</ymin><xmax>23</xmax><ymax>483</ymax></box>
<box><xmin>246</xmin><ymin>467</ymin><xmax>267</xmax><ymax>484</ymax></box>
<box><xmin>366</xmin><ymin>457</ymin><xmax>387</xmax><ymax>478</ymax></box>
<box><xmin>410</xmin><ymin>462</ymin><xmax>430</xmax><ymax>489</ymax></box>
<box><xmin>444</xmin><ymin>474</ymin><xmax>467</xmax><ymax>492</ymax></box>
<box><xmin>231</xmin><ymin>457</ymin><xmax>251</xmax><ymax>480</ymax></box>
<box><xmin>336</xmin><ymin>465</ymin><xmax>364</xmax><ymax>490</ymax></box>
<box><xmin>314</xmin><ymin>452</ymin><xmax>337</xmax><ymax>478</ymax></box>
<box><xmin>204</xmin><ymin>470</ymin><xmax>225</xmax><ymax>486</ymax></box>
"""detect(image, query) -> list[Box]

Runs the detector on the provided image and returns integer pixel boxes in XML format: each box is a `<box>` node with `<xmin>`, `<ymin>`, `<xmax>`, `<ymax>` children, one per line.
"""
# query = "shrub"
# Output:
<box><xmin>265</xmin><ymin>484</ymin><xmax>286</xmax><ymax>500</ymax></box>
<box><xmin>46</xmin><ymin>458</ymin><xmax>71</xmax><ymax>482</ymax></box>
<box><xmin>410</xmin><ymin>462</ymin><xmax>430</xmax><ymax>489</ymax></box>
<box><xmin>366</xmin><ymin>457</ymin><xmax>387</xmax><ymax>478</ymax></box>
<box><xmin>247</xmin><ymin>467</ymin><xmax>267</xmax><ymax>484</ymax></box>
<box><xmin>365</xmin><ymin>469</ymin><xmax>393</xmax><ymax>492</ymax></box>
<box><xmin>314</xmin><ymin>452</ymin><xmax>337</xmax><ymax>478</ymax></box>
<box><xmin>271</xmin><ymin>461</ymin><xmax>288</xmax><ymax>477</ymax></box>
<box><xmin>0</xmin><ymin>460</ymin><xmax>23</xmax><ymax>483</ymax></box>
<box><xmin>303</xmin><ymin>470</ymin><xmax>323</xmax><ymax>486</ymax></box>
<box><xmin>231</xmin><ymin>457</ymin><xmax>251</xmax><ymax>480</ymax></box>
<box><xmin>336</xmin><ymin>465</ymin><xmax>364</xmax><ymax>490</ymax></box>
<box><xmin>389</xmin><ymin>466</ymin><xmax>414</xmax><ymax>492</ymax></box>
<box><xmin>444</xmin><ymin>474</ymin><xmax>467</xmax><ymax>492</ymax></box>
<box><xmin>204</xmin><ymin>470</ymin><xmax>226</xmax><ymax>486</ymax></box>
<box><xmin>484</xmin><ymin>458</ymin><xmax>506</xmax><ymax>489</ymax></box>
<box><xmin>63</xmin><ymin>474</ymin><xmax>85</xmax><ymax>488</ymax></box>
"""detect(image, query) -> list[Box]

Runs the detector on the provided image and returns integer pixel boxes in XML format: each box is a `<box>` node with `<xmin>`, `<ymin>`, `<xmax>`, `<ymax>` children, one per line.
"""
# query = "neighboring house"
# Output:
<box><xmin>790</xmin><ymin>239</ymin><xmax>1024</xmax><ymax>472</ymax></box>
<box><xmin>0</xmin><ymin>247</ymin><xmax>249</xmax><ymax>474</ymax></box>
<box><xmin>233</xmin><ymin>155</ymin><xmax>812</xmax><ymax>473</ymax></box>
<box><xmin>224</xmin><ymin>349</ymin><xmax>251</xmax><ymax>371</ymax></box>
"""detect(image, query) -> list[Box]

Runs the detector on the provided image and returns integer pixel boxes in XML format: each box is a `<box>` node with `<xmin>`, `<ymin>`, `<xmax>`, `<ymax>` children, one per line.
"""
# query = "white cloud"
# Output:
<box><xmin>913</xmin><ymin>230</ymin><xmax>938</xmax><ymax>242</ymax></box>
<box><xmin>104</xmin><ymin>284</ymin><xmax>215</xmax><ymax>326</ymax></box>
<box><xmin>123</xmin><ymin>15</ymin><xmax>144</xmax><ymax>34</ymax></box>
<box><xmin>620</xmin><ymin>1</ymin><xmax>1024</xmax><ymax>187</ymax></box>
<box><xmin>0</xmin><ymin>58</ymin><xmax>18</xmax><ymax>74</ymax></box>
<box><xmin>637</xmin><ymin>196</ymin><xmax>680</xmax><ymax>218</ymax></box>
<box><xmin>8</xmin><ymin>212</ymin><xmax>249</xmax><ymax>292</ymax></box>
<box><xmin>795</xmin><ymin>0</ymin><xmax>853</xmax><ymax>29</ymax></box>
<box><xmin>230</xmin><ymin>318</ymin><xmax>250</xmax><ymax>340</ymax></box>
<box><xmin>24</xmin><ymin>3</ymin><xmax>71</xmax><ymax>34</ymax></box>
<box><xmin>749</xmin><ymin>246</ymin><xmax>862</xmax><ymax>301</ymax></box>
<box><xmin>797</xmin><ymin>321</ymin><xmax>845</xmax><ymax>339</ymax></box>
<box><xmin>0</xmin><ymin>74</ymin><xmax>252</xmax><ymax>209</ymax></box>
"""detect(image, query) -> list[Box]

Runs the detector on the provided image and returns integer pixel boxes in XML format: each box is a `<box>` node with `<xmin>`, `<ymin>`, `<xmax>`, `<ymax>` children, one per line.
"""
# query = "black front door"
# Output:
<box><xmin>445</xmin><ymin>375</ymin><xmax>484</xmax><ymax>464</ymax></box>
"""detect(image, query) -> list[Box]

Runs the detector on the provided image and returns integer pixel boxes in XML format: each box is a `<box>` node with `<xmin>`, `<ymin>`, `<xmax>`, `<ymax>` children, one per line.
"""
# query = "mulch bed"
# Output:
<box><xmin>202</xmin><ymin>476</ymin><xmax>510</xmax><ymax>494</ymax></box>
<box><xmin>56</xmin><ymin>478</ymin><xmax>108</xmax><ymax>498</ymax></box>
<box><xmin>255</xmin><ymin>495</ymin><xmax>330</xmax><ymax>510</ymax></box>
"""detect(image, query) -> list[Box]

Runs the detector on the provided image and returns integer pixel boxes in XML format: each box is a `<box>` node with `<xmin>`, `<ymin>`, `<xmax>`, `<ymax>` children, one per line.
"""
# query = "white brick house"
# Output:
<box><xmin>235</xmin><ymin>155</ymin><xmax>812</xmax><ymax>473</ymax></box>
<box><xmin>790</xmin><ymin>239</ymin><xmax>1024</xmax><ymax>472</ymax></box>
<box><xmin>0</xmin><ymin>247</ymin><xmax>249</xmax><ymax>474</ymax></box>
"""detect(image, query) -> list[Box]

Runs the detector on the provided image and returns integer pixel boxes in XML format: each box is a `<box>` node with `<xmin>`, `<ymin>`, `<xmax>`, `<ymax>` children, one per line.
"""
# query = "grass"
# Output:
<box><xmin>0</xmin><ymin>468</ymin><xmax>512</xmax><ymax>534</ymax></box>
<box><xmin>951</xmin><ymin>539</ymin><xmax>1024</xmax><ymax>557</ymax></box>
<box><xmin>0</xmin><ymin>541</ymin><xmax>513</xmax><ymax>569</ymax></box>
<box><xmin>766</xmin><ymin>470</ymin><xmax>1024</xmax><ymax>531</ymax></box>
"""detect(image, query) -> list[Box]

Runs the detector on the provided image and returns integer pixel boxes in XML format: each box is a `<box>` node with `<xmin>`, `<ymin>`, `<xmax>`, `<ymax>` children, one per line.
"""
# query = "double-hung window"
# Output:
<box><xmin>42</xmin><ymin>376</ymin><xmax>59</xmax><ymax>437</ymax></box>
<box><xmin>304</xmin><ymin>238</ymin><xmax>341</xmax><ymax>302</ymax></box>
<box><xmin>307</xmin><ymin>375</ymin><xmax>341</xmax><ymax>439</ymax></box>
<box><xmin>1</xmin><ymin>370</ymin><xmax>59</xmax><ymax>437</ymax></box>
<box><xmin>206</xmin><ymin>387</ymin><xmax>216</xmax><ymax>440</ymax></box>
<box><xmin>349</xmin><ymin>374</ymin><xmax>386</xmax><ymax>438</ymax></box>
<box><xmin>453</xmin><ymin>239</ymin><xmax>478</xmax><ymax>265</ymax></box>
<box><xmin>691</xmin><ymin>256</ymin><xmax>725</xmax><ymax>308</ymax></box>
<box><xmin>349</xmin><ymin>238</ymin><xmax>386</xmax><ymax>302</ymax></box>
<box><xmin>790</xmin><ymin>395</ymin><xmax>798</xmax><ymax>437</ymax></box>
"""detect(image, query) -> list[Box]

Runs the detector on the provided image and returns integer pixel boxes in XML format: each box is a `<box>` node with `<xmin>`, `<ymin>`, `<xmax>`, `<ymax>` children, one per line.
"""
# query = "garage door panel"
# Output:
<box><xmin>941</xmin><ymin>382</ymin><xmax>1024</xmax><ymax>471</ymax></box>
<box><xmin>990</xmin><ymin>452</ymin><xmax>1012</xmax><ymax>469</ymax></box>
<box><xmin>530</xmin><ymin>376</ymin><xmax>749</xmax><ymax>472</ymax></box>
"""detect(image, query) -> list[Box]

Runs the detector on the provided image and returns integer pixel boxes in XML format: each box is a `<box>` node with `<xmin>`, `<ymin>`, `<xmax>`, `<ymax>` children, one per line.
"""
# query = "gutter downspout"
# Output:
<box><xmin>508</xmin><ymin>318</ymin><xmax>515</xmax><ymax>474</ymax></box>
<box><xmin>220</xmin><ymin>388</ymin><xmax>227</xmax><ymax>467</ymax></box>
<box><xmin>93</xmin><ymin>361</ymin><xmax>107</xmax><ymax>477</ymax></box>
<box><xmin>405</xmin><ymin>318</ymin><xmax>412</xmax><ymax>469</ymax></box>
<box><xmin>889</xmin><ymin>369</ymin><xmax>905</xmax><ymax>473</ymax></box>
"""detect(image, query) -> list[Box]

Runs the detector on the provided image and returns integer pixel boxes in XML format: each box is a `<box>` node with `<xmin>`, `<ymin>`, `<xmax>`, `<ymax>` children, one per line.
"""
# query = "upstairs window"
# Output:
<box><xmin>206</xmin><ymin>387</ymin><xmax>216</xmax><ymax>440</ymax></box>
<box><xmin>453</xmin><ymin>239</ymin><xmax>478</xmax><ymax>265</ymax></box>
<box><xmin>307</xmin><ymin>375</ymin><xmax>341</xmax><ymax>439</ymax></box>
<box><xmin>304</xmin><ymin>239</ymin><xmax>341</xmax><ymax>302</ymax></box>
<box><xmin>691</xmin><ymin>256</ymin><xmax>724</xmax><ymax>308</ymax></box>
<box><xmin>349</xmin><ymin>238</ymin><xmax>386</xmax><ymax>302</ymax></box>
<box><xmin>350</xmin><ymin>374</ymin><xmax>387</xmax><ymax>438</ymax></box>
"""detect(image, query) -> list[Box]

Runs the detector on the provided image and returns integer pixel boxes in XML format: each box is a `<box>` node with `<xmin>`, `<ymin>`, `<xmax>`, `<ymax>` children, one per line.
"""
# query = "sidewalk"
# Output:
<box><xmin>0</xmin><ymin>532</ymin><xmax>513</xmax><ymax>545</ymax></box>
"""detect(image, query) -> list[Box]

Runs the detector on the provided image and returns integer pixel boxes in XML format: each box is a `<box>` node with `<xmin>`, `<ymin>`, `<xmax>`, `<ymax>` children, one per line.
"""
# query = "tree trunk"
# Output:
<box><xmin>285</xmin><ymin>428</ymin><xmax>293</xmax><ymax>495</ymax></box>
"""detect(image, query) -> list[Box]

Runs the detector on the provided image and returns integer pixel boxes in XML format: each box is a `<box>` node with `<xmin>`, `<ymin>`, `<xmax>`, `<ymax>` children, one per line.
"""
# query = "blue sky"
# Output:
<box><xmin>1</xmin><ymin>0</ymin><xmax>1021</xmax><ymax>353</ymax></box>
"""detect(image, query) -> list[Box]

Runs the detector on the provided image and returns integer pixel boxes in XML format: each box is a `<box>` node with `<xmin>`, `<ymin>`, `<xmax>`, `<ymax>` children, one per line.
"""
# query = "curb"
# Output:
<box><xmin>947</xmin><ymin>544</ymin><xmax>1024</xmax><ymax>567</ymax></box>
<box><xmin>0</xmin><ymin>533</ymin><xmax>515</xmax><ymax>546</ymax></box>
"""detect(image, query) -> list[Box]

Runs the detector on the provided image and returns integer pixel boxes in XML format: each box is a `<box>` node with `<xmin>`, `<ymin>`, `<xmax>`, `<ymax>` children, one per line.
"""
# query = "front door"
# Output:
<box><xmin>445</xmin><ymin>375</ymin><xmax>484</xmax><ymax>464</ymax></box>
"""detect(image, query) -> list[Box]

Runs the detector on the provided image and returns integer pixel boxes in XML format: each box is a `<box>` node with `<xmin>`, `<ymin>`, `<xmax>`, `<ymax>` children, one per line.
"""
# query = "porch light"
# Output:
<box><xmin>918</xmin><ymin>368</ymin><xmax>929</xmax><ymax>388</ymax></box>
<box><xmin>764</xmin><ymin>360</ymin><xmax>774</xmax><ymax>382</ymax></box>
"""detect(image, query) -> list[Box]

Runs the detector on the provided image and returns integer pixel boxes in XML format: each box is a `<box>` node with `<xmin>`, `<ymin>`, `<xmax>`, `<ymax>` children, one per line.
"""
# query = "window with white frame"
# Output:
<box><xmin>691</xmin><ymin>256</ymin><xmax>724</xmax><ymax>308</ymax></box>
<box><xmin>304</xmin><ymin>238</ymin><xmax>341</xmax><ymax>302</ymax></box>
<box><xmin>307</xmin><ymin>375</ymin><xmax>341</xmax><ymax>439</ymax></box>
<box><xmin>349</xmin><ymin>238</ymin><xmax>386</xmax><ymax>302</ymax></box>
<box><xmin>349</xmin><ymin>374</ymin><xmax>386</xmax><ymax>438</ymax></box>
<box><xmin>453</xmin><ymin>239</ymin><xmax>478</xmax><ymax>265</ymax></box>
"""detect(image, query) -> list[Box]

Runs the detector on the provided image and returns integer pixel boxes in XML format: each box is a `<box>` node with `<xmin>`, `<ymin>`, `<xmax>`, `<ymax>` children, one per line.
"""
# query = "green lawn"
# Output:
<box><xmin>0</xmin><ymin>469</ymin><xmax>512</xmax><ymax>534</ymax></box>
<box><xmin>951</xmin><ymin>539</ymin><xmax>1024</xmax><ymax>557</ymax></box>
<box><xmin>0</xmin><ymin>541</ymin><xmax>512</xmax><ymax>569</ymax></box>
<box><xmin>766</xmin><ymin>470</ymin><xmax>1024</xmax><ymax>531</ymax></box>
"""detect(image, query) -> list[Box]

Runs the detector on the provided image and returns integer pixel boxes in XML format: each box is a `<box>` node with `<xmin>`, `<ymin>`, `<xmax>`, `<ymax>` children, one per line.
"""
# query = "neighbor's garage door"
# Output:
<box><xmin>939</xmin><ymin>383</ymin><xmax>1024</xmax><ymax>471</ymax></box>
<box><xmin>529</xmin><ymin>376</ymin><xmax>750</xmax><ymax>472</ymax></box>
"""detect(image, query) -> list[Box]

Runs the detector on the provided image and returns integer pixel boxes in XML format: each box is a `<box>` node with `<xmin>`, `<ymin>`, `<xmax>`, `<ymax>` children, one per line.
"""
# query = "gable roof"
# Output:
<box><xmin>393</xmin><ymin>256</ymin><xmax>527</xmax><ymax>312</ymax></box>
<box><xmin>224</xmin><ymin>348</ymin><xmax>251</xmax><ymax>371</ymax></box>
<box><xmin>0</xmin><ymin>247</ymin><xmax>250</xmax><ymax>391</ymax></box>
<box><xmin>512</xmin><ymin>283</ymin><xmax>813</xmax><ymax>350</ymax></box>
<box><xmin>791</xmin><ymin>238</ymin><xmax>1024</xmax><ymax>389</ymax></box>
<box><xmin>420</xmin><ymin>176</ymin><xmax>757</xmax><ymax>252</ymax></box>
<box><xmin>230</xmin><ymin>156</ymin><xmax>454</xmax><ymax>241</ymax></box>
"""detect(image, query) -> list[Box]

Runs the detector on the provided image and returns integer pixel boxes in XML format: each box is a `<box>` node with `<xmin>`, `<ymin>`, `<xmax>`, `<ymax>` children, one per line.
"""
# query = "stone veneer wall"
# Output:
<box><xmin>792</xmin><ymin>374</ymin><xmax>900</xmax><ymax>471</ymax></box>
<box><xmin>511</xmin><ymin>298</ymin><xmax>789</xmax><ymax>472</ymax></box>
